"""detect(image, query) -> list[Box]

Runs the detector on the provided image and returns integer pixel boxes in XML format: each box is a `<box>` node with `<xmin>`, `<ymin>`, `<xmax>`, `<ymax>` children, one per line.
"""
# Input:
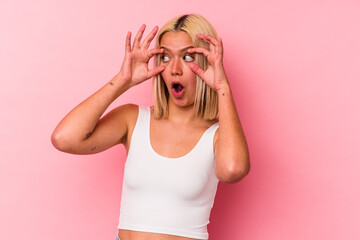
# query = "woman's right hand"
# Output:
<box><xmin>118</xmin><ymin>24</ymin><xmax>165</xmax><ymax>87</ymax></box>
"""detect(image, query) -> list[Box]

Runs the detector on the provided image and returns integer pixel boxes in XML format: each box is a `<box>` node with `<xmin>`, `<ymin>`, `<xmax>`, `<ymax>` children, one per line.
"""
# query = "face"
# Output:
<box><xmin>159</xmin><ymin>31</ymin><xmax>197</xmax><ymax>107</ymax></box>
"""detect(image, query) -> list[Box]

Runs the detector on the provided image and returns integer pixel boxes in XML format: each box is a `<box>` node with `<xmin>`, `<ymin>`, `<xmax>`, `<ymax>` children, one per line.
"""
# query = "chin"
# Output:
<box><xmin>171</xmin><ymin>98</ymin><xmax>194</xmax><ymax>108</ymax></box>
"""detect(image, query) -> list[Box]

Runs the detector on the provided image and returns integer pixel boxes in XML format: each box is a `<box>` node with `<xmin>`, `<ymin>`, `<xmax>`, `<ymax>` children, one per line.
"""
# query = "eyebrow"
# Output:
<box><xmin>160</xmin><ymin>46</ymin><xmax>194</xmax><ymax>52</ymax></box>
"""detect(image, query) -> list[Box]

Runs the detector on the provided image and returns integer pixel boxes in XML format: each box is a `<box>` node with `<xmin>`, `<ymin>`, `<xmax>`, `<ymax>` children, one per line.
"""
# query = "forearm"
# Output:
<box><xmin>51</xmin><ymin>73</ymin><xmax>132</xmax><ymax>146</ymax></box>
<box><xmin>216</xmin><ymin>81</ymin><xmax>250</xmax><ymax>178</ymax></box>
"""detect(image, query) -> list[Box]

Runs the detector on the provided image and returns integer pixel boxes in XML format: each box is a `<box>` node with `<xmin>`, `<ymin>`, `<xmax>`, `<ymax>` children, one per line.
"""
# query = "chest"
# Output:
<box><xmin>150</xmin><ymin>121</ymin><xmax>206</xmax><ymax>159</ymax></box>
<box><xmin>123</xmin><ymin>112</ymin><xmax>219</xmax><ymax>200</ymax></box>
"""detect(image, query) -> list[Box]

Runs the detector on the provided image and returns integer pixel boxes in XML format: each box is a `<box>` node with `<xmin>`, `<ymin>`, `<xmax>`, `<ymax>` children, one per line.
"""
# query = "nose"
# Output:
<box><xmin>170</xmin><ymin>57</ymin><xmax>183</xmax><ymax>76</ymax></box>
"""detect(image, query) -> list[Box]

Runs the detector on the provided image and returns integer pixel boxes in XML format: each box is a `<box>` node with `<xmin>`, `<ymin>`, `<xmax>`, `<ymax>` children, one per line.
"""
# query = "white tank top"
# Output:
<box><xmin>117</xmin><ymin>105</ymin><xmax>220</xmax><ymax>240</ymax></box>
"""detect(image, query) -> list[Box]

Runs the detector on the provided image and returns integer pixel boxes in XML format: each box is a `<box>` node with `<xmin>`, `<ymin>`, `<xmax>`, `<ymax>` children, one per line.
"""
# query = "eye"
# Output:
<box><xmin>184</xmin><ymin>55</ymin><xmax>194</xmax><ymax>62</ymax></box>
<box><xmin>160</xmin><ymin>55</ymin><xmax>169</xmax><ymax>62</ymax></box>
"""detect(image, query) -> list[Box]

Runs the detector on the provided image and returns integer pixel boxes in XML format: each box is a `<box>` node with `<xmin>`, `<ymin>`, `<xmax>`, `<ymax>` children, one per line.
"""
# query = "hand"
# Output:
<box><xmin>187</xmin><ymin>33</ymin><xmax>229</xmax><ymax>92</ymax></box>
<box><xmin>118</xmin><ymin>24</ymin><xmax>165</xmax><ymax>87</ymax></box>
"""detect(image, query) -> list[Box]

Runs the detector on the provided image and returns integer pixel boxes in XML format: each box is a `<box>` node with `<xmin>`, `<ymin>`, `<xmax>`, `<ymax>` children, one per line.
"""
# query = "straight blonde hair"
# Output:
<box><xmin>153</xmin><ymin>14</ymin><xmax>219</xmax><ymax>120</ymax></box>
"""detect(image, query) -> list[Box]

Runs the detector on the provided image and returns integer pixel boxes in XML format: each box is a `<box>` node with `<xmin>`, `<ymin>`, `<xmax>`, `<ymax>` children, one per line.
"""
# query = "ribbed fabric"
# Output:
<box><xmin>118</xmin><ymin>105</ymin><xmax>219</xmax><ymax>240</ymax></box>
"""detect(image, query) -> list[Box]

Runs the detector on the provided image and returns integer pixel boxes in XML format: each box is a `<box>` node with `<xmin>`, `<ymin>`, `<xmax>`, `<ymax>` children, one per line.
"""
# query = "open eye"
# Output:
<box><xmin>184</xmin><ymin>55</ymin><xmax>194</xmax><ymax>62</ymax></box>
<box><xmin>160</xmin><ymin>55</ymin><xmax>170</xmax><ymax>63</ymax></box>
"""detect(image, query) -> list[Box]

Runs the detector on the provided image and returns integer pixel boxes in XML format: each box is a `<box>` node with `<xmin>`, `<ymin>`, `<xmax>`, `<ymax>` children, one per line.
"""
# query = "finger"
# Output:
<box><xmin>218</xmin><ymin>37</ymin><xmax>224</xmax><ymax>55</ymax></box>
<box><xmin>196</xmin><ymin>34</ymin><xmax>215</xmax><ymax>52</ymax></box>
<box><xmin>212</xmin><ymin>36</ymin><xmax>222</xmax><ymax>56</ymax></box>
<box><xmin>147</xmin><ymin>65</ymin><xmax>166</xmax><ymax>79</ymax></box>
<box><xmin>202</xmin><ymin>33</ymin><xmax>218</xmax><ymax>46</ymax></box>
<box><xmin>187</xmin><ymin>48</ymin><xmax>209</xmax><ymax>58</ymax></box>
<box><xmin>125</xmin><ymin>31</ymin><xmax>131</xmax><ymax>54</ymax></box>
<box><xmin>141</xmin><ymin>26</ymin><xmax>159</xmax><ymax>50</ymax></box>
<box><xmin>133</xmin><ymin>24</ymin><xmax>146</xmax><ymax>49</ymax></box>
<box><xmin>147</xmin><ymin>48</ymin><xmax>164</xmax><ymax>58</ymax></box>
<box><xmin>189</xmin><ymin>62</ymin><xmax>206</xmax><ymax>81</ymax></box>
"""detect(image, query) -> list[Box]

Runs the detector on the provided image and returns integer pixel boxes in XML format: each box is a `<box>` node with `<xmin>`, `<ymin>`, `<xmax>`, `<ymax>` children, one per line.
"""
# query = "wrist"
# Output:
<box><xmin>216</xmin><ymin>81</ymin><xmax>231</xmax><ymax>95</ymax></box>
<box><xmin>105</xmin><ymin>74</ymin><xmax>134</xmax><ymax>99</ymax></box>
<box><xmin>112</xmin><ymin>73</ymin><xmax>134</xmax><ymax>89</ymax></box>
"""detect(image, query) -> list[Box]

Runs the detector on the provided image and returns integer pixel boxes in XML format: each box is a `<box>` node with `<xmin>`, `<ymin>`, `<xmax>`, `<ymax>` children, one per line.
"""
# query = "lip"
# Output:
<box><xmin>171</xmin><ymin>80</ymin><xmax>183</xmax><ymax>88</ymax></box>
<box><xmin>171</xmin><ymin>81</ymin><xmax>185</xmax><ymax>98</ymax></box>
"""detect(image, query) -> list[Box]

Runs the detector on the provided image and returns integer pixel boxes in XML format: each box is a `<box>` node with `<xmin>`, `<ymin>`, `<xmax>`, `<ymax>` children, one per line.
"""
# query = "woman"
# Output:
<box><xmin>51</xmin><ymin>14</ymin><xmax>250</xmax><ymax>240</ymax></box>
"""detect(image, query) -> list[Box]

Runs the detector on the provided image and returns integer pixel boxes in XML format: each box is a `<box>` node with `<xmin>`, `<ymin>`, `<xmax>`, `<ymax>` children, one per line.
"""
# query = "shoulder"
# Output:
<box><xmin>112</xmin><ymin>103</ymin><xmax>139</xmax><ymax>118</ymax></box>
<box><xmin>109</xmin><ymin>104</ymin><xmax>140</xmax><ymax>146</ymax></box>
<box><xmin>123</xmin><ymin>103</ymin><xmax>139</xmax><ymax>117</ymax></box>
<box><xmin>109</xmin><ymin>103</ymin><xmax>139</xmax><ymax>129</ymax></box>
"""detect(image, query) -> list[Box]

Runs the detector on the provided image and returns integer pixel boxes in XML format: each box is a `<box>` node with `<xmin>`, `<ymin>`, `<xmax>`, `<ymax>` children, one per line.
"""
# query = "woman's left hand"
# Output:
<box><xmin>187</xmin><ymin>33</ymin><xmax>229</xmax><ymax>92</ymax></box>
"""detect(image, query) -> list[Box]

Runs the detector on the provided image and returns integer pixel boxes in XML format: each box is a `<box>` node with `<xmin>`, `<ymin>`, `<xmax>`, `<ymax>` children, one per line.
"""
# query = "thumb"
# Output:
<box><xmin>147</xmin><ymin>65</ymin><xmax>165</xmax><ymax>79</ymax></box>
<box><xmin>189</xmin><ymin>63</ymin><xmax>206</xmax><ymax>81</ymax></box>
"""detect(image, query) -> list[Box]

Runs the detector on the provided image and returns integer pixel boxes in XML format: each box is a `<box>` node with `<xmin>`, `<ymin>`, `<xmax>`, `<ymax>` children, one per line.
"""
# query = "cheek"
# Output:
<box><xmin>184</xmin><ymin>64</ymin><xmax>196</xmax><ymax>76</ymax></box>
<box><xmin>187</xmin><ymin>69</ymin><xmax>198</xmax><ymax>83</ymax></box>
<box><xmin>160</xmin><ymin>64</ymin><xmax>171</xmax><ymax>75</ymax></box>
<box><xmin>160</xmin><ymin>66</ymin><xmax>169</xmax><ymax>79</ymax></box>
<box><xmin>160</xmin><ymin>71</ymin><xmax>171</xmax><ymax>89</ymax></box>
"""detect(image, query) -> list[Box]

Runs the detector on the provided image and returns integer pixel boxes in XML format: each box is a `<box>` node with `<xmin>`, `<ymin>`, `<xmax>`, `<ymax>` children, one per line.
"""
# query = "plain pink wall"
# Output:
<box><xmin>1</xmin><ymin>0</ymin><xmax>359</xmax><ymax>239</ymax></box>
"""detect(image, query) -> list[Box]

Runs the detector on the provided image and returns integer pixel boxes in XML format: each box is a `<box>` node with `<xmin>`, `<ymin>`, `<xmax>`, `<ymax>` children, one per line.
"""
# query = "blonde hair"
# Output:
<box><xmin>153</xmin><ymin>14</ymin><xmax>219</xmax><ymax>120</ymax></box>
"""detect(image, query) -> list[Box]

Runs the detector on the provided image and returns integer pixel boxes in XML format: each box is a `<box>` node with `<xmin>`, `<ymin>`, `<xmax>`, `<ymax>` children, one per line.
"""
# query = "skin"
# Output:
<box><xmin>159</xmin><ymin>31</ymin><xmax>197</xmax><ymax>112</ymax></box>
<box><xmin>51</xmin><ymin>23</ymin><xmax>250</xmax><ymax>240</ymax></box>
<box><xmin>187</xmin><ymin>33</ymin><xmax>250</xmax><ymax>184</ymax></box>
<box><xmin>146</xmin><ymin>31</ymin><xmax>219</xmax><ymax>161</ymax></box>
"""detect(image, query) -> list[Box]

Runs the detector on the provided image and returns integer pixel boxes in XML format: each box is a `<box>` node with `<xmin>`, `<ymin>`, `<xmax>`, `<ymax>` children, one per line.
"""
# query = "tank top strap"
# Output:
<box><xmin>207</xmin><ymin>122</ymin><xmax>219</xmax><ymax>136</ymax></box>
<box><xmin>138</xmin><ymin>105</ymin><xmax>219</xmax><ymax>157</ymax></box>
<box><xmin>202</xmin><ymin>121</ymin><xmax>219</xmax><ymax>150</ymax></box>
<box><xmin>136</xmin><ymin>105</ymin><xmax>150</xmax><ymax>128</ymax></box>
<box><xmin>129</xmin><ymin>105</ymin><xmax>149</xmax><ymax>148</ymax></box>
<box><xmin>141</xmin><ymin>105</ymin><xmax>151</xmax><ymax>131</ymax></box>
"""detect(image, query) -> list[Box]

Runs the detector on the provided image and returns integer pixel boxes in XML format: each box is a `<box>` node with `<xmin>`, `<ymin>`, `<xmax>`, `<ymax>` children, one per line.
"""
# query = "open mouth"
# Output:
<box><xmin>172</xmin><ymin>82</ymin><xmax>184</xmax><ymax>93</ymax></box>
<box><xmin>171</xmin><ymin>82</ymin><xmax>185</xmax><ymax>98</ymax></box>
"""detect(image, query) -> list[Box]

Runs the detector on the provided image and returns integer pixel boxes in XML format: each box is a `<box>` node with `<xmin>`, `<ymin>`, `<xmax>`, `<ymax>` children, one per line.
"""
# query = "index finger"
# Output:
<box><xmin>125</xmin><ymin>31</ymin><xmax>132</xmax><ymax>54</ymax></box>
<box><xmin>197</xmin><ymin>33</ymin><xmax>218</xmax><ymax>46</ymax></box>
<box><xmin>133</xmin><ymin>24</ymin><xmax>146</xmax><ymax>49</ymax></box>
<box><xmin>187</xmin><ymin>47</ymin><xmax>210</xmax><ymax>58</ymax></box>
<box><xmin>141</xmin><ymin>25</ymin><xmax>159</xmax><ymax>50</ymax></box>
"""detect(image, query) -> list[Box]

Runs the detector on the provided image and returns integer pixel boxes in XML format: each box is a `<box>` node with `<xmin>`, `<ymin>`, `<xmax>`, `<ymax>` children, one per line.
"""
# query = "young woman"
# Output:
<box><xmin>51</xmin><ymin>14</ymin><xmax>250</xmax><ymax>240</ymax></box>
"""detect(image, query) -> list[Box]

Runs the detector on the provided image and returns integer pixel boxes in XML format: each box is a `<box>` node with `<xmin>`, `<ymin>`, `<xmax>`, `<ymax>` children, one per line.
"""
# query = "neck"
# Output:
<box><xmin>167</xmin><ymin>99</ymin><xmax>198</xmax><ymax>125</ymax></box>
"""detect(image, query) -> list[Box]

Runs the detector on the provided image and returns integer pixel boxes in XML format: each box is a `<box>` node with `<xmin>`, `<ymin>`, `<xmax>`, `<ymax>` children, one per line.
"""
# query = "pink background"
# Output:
<box><xmin>1</xmin><ymin>0</ymin><xmax>359</xmax><ymax>239</ymax></box>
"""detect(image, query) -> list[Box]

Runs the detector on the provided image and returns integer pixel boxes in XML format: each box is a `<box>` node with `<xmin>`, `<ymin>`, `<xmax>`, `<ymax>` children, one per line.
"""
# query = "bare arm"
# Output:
<box><xmin>215</xmin><ymin>82</ymin><xmax>250</xmax><ymax>183</ymax></box>
<box><xmin>51</xmin><ymin>24</ymin><xmax>165</xmax><ymax>154</ymax></box>
<box><xmin>51</xmin><ymin>75</ymin><xmax>132</xmax><ymax>154</ymax></box>
<box><xmin>188</xmin><ymin>34</ymin><xmax>250</xmax><ymax>184</ymax></box>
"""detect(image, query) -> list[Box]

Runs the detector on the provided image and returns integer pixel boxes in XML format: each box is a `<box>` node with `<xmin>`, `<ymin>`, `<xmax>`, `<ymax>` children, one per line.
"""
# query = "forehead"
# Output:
<box><xmin>160</xmin><ymin>31</ymin><xmax>193</xmax><ymax>51</ymax></box>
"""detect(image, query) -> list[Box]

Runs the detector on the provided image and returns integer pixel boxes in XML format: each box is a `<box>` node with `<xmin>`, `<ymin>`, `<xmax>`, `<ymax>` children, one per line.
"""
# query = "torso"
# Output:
<box><xmin>124</xmin><ymin>106</ymin><xmax>218</xmax><ymax>157</ymax></box>
<box><xmin>119</xmin><ymin>105</ymin><xmax>218</xmax><ymax>240</ymax></box>
<box><xmin>117</xmin><ymin>229</ymin><xmax>205</xmax><ymax>240</ymax></box>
